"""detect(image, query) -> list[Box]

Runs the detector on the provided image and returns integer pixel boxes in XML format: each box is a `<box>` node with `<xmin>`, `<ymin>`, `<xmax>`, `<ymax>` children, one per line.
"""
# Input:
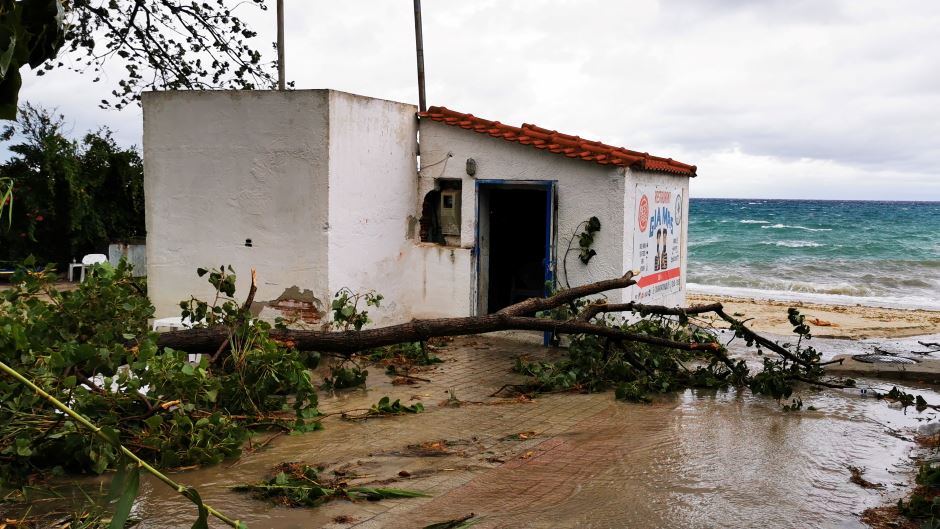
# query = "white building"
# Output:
<box><xmin>143</xmin><ymin>89</ymin><xmax>696</xmax><ymax>327</ymax></box>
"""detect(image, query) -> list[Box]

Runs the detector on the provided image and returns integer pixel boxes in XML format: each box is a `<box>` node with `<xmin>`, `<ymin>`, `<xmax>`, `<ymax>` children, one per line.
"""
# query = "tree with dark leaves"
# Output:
<box><xmin>59</xmin><ymin>0</ymin><xmax>278</xmax><ymax>110</ymax></box>
<box><xmin>0</xmin><ymin>0</ymin><xmax>66</xmax><ymax>119</ymax></box>
<box><xmin>0</xmin><ymin>1</ymin><xmax>276</xmax><ymax>119</ymax></box>
<box><xmin>0</xmin><ymin>103</ymin><xmax>145</xmax><ymax>265</ymax></box>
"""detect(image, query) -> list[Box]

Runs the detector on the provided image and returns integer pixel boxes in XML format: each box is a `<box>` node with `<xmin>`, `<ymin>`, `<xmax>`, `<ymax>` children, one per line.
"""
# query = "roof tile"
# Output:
<box><xmin>420</xmin><ymin>107</ymin><xmax>696</xmax><ymax>176</ymax></box>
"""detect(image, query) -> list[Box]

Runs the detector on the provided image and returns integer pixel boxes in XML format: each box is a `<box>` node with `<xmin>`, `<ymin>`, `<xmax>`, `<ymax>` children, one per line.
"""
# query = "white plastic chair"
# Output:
<box><xmin>151</xmin><ymin>316</ymin><xmax>199</xmax><ymax>332</ymax></box>
<box><xmin>151</xmin><ymin>316</ymin><xmax>203</xmax><ymax>362</ymax></box>
<box><xmin>79</xmin><ymin>253</ymin><xmax>108</xmax><ymax>282</ymax></box>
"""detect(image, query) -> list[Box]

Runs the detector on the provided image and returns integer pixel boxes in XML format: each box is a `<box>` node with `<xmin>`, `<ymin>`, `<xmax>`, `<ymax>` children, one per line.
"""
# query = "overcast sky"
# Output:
<box><xmin>18</xmin><ymin>0</ymin><xmax>940</xmax><ymax>200</ymax></box>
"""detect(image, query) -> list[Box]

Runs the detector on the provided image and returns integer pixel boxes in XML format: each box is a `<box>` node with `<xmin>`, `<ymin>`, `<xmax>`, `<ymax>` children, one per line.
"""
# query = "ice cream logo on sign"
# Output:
<box><xmin>638</xmin><ymin>195</ymin><xmax>649</xmax><ymax>232</ymax></box>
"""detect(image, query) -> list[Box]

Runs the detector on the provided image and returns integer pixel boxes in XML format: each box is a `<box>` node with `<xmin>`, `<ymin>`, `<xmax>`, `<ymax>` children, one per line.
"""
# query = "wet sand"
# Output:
<box><xmin>688</xmin><ymin>293</ymin><xmax>940</xmax><ymax>340</ymax></box>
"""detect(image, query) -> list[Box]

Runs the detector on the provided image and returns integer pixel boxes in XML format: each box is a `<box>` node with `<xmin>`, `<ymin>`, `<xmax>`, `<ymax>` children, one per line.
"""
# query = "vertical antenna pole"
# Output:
<box><xmin>413</xmin><ymin>0</ymin><xmax>427</xmax><ymax>112</ymax></box>
<box><xmin>277</xmin><ymin>0</ymin><xmax>286</xmax><ymax>90</ymax></box>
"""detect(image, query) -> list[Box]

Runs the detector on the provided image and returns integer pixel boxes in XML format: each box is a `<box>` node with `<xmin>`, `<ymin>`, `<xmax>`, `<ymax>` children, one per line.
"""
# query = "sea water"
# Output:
<box><xmin>687</xmin><ymin>198</ymin><xmax>940</xmax><ymax>310</ymax></box>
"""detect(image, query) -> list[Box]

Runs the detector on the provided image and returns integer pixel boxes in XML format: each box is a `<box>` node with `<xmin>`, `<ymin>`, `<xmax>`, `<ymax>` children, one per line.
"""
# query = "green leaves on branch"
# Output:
<box><xmin>64</xmin><ymin>1</ymin><xmax>277</xmax><ymax>110</ymax></box>
<box><xmin>368</xmin><ymin>341</ymin><xmax>442</xmax><ymax>367</ymax></box>
<box><xmin>883</xmin><ymin>386</ymin><xmax>931</xmax><ymax>411</ymax></box>
<box><xmin>577</xmin><ymin>216</ymin><xmax>601</xmax><ymax>264</ymax></box>
<box><xmin>0</xmin><ymin>262</ymin><xmax>320</xmax><ymax>489</ymax></box>
<box><xmin>107</xmin><ymin>458</ymin><xmax>140</xmax><ymax>529</ymax></box>
<box><xmin>517</xmin><ymin>316</ymin><xmax>733</xmax><ymax>401</ymax></box>
<box><xmin>331</xmin><ymin>287</ymin><xmax>383</xmax><ymax>331</ymax></box>
<box><xmin>233</xmin><ymin>463</ymin><xmax>427</xmax><ymax>508</ymax></box>
<box><xmin>0</xmin><ymin>0</ymin><xmax>64</xmax><ymax>119</ymax></box>
<box><xmin>0</xmin><ymin>353</ymin><xmax>246</xmax><ymax>529</ymax></box>
<box><xmin>524</xmin><ymin>301</ymin><xmax>848</xmax><ymax>407</ymax></box>
<box><xmin>0</xmin><ymin>175</ymin><xmax>11</xmax><ymax>227</ymax></box>
<box><xmin>321</xmin><ymin>364</ymin><xmax>368</xmax><ymax>390</ymax></box>
<box><xmin>370</xmin><ymin>396</ymin><xmax>424</xmax><ymax>415</ymax></box>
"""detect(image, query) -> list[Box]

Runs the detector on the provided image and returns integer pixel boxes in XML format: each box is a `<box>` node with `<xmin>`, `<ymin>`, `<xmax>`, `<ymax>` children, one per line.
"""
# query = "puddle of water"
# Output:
<box><xmin>13</xmin><ymin>335</ymin><xmax>940</xmax><ymax>529</ymax></box>
<box><xmin>512</xmin><ymin>390</ymin><xmax>920</xmax><ymax>529</ymax></box>
<box><xmin>121</xmin><ymin>385</ymin><xmax>938</xmax><ymax>529</ymax></box>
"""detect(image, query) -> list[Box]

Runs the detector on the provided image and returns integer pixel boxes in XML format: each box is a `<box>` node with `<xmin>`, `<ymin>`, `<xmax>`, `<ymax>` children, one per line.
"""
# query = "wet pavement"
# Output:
<box><xmin>124</xmin><ymin>334</ymin><xmax>940</xmax><ymax>529</ymax></box>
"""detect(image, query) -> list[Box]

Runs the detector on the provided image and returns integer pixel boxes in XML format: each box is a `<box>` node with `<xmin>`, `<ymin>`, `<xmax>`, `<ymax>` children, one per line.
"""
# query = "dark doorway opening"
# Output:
<box><xmin>483</xmin><ymin>187</ymin><xmax>549</xmax><ymax>313</ymax></box>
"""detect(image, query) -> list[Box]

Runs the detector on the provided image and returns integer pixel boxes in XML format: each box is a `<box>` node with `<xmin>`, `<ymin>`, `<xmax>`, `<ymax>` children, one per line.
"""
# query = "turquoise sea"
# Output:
<box><xmin>687</xmin><ymin>199</ymin><xmax>940</xmax><ymax>310</ymax></box>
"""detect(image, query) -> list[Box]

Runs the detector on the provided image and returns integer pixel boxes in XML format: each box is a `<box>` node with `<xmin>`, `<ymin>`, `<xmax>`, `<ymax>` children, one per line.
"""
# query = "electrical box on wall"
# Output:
<box><xmin>440</xmin><ymin>189</ymin><xmax>461</xmax><ymax>239</ymax></box>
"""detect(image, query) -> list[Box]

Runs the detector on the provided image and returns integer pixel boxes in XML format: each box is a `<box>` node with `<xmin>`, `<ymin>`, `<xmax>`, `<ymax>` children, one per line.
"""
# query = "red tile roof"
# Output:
<box><xmin>419</xmin><ymin>106</ymin><xmax>696</xmax><ymax>177</ymax></box>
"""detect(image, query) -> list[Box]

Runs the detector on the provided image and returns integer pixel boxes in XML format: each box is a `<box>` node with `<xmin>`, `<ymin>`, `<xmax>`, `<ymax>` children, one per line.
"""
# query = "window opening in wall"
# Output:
<box><xmin>419</xmin><ymin>190</ymin><xmax>443</xmax><ymax>243</ymax></box>
<box><xmin>419</xmin><ymin>179</ymin><xmax>462</xmax><ymax>246</ymax></box>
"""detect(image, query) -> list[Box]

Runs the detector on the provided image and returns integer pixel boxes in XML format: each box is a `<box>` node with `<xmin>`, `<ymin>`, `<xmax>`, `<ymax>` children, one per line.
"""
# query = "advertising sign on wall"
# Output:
<box><xmin>631</xmin><ymin>184</ymin><xmax>683</xmax><ymax>301</ymax></box>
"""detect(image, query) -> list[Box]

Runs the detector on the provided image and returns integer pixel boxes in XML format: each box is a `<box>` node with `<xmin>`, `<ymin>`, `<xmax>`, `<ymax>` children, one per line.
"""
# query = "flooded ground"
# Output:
<box><xmin>16</xmin><ymin>333</ymin><xmax>940</xmax><ymax>529</ymax></box>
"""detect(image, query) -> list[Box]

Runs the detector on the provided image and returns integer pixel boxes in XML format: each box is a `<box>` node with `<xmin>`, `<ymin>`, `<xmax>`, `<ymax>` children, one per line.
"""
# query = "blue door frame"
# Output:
<box><xmin>474</xmin><ymin>179</ymin><xmax>557</xmax><ymax>344</ymax></box>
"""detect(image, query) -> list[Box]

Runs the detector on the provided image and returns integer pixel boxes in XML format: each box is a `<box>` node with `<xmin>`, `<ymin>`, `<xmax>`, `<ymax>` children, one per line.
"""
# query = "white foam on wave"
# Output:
<box><xmin>759</xmin><ymin>240</ymin><xmax>823</xmax><ymax>248</ymax></box>
<box><xmin>761</xmin><ymin>224</ymin><xmax>832</xmax><ymax>232</ymax></box>
<box><xmin>687</xmin><ymin>283</ymin><xmax>940</xmax><ymax>311</ymax></box>
<box><xmin>739</xmin><ymin>219</ymin><xmax>770</xmax><ymax>224</ymax></box>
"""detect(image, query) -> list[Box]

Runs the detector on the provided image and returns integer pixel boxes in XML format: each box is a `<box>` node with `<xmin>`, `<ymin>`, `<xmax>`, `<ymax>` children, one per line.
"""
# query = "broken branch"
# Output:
<box><xmin>208</xmin><ymin>268</ymin><xmax>258</xmax><ymax>364</ymax></box>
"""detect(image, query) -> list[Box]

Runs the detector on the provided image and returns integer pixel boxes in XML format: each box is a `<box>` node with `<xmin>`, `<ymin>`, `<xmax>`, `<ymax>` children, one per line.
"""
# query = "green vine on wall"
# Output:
<box><xmin>577</xmin><ymin>216</ymin><xmax>602</xmax><ymax>264</ymax></box>
<box><xmin>561</xmin><ymin>216</ymin><xmax>602</xmax><ymax>289</ymax></box>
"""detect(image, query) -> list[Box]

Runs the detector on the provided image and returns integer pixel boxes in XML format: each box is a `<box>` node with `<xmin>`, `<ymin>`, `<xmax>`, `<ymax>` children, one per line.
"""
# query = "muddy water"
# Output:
<box><xmin>75</xmin><ymin>336</ymin><xmax>940</xmax><ymax>528</ymax></box>
<box><xmin>512</xmin><ymin>390</ymin><xmax>921</xmax><ymax>529</ymax></box>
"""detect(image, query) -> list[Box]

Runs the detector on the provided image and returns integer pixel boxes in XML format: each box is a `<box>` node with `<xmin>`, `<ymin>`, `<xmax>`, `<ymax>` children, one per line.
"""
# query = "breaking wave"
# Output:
<box><xmin>759</xmin><ymin>240</ymin><xmax>823</xmax><ymax>248</ymax></box>
<box><xmin>687</xmin><ymin>283</ymin><xmax>940</xmax><ymax>311</ymax></box>
<box><xmin>761</xmin><ymin>224</ymin><xmax>833</xmax><ymax>232</ymax></box>
<box><xmin>689</xmin><ymin>199</ymin><xmax>940</xmax><ymax>311</ymax></box>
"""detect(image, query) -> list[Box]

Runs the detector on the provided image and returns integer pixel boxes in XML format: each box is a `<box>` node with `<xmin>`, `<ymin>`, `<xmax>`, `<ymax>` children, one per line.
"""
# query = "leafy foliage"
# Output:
<box><xmin>882</xmin><ymin>386</ymin><xmax>930</xmax><ymax>411</ymax></box>
<box><xmin>368</xmin><ymin>341</ymin><xmax>442</xmax><ymax>367</ymax></box>
<box><xmin>233</xmin><ymin>462</ymin><xmax>427</xmax><ymax>507</ymax></box>
<box><xmin>898</xmin><ymin>461</ymin><xmax>940</xmax><ymax>527</ymax></box>
<box><xmin>174</xmin><ymin>265</ymin><xmax>321</xmax><ymax>424</ymax></box>
<box><xmin>321</xmin><ymin>364</ymin><xmax>367</xmax><ymax>391</ymax></box>
<box><xmin>60</xmin><ymin>1</ymin><xmax>278</xmax><ymax>110</ymax></box>
<box><xmin>0</xmin><ymin>0</ymin><xmax>65</xmax><ymax>119</ymax></box>
<box><xmin>331</xmin><ymin>287</ymin><xmax>383</xmax><ymax>331</ymax></box>
<box><xmin>561</xmin><ymin>216</ymin><xmax>603</xmax><ymax>288</ymax></box>
<box><xmin>179</xmin><ymin>265</ymin><xmax>238</xmax><ymax>326</ymax></box>
<box><xmin>369</xmin><ymin>396</ymin><xmax>424</xmax><ymax>415</ymax></box>
<box><xmin>0</xmin><ymin>175</ymin><xmax>11</xmax><ymax>227</ymax></box>
<box><xmin>0</xmin><ymin>104</ymin><xmax>144</xmax><ymax>266</ymax></box>
<box><xmin>577</xmin><ymin>216</ymin><xmax>601</xmax><ymax>264</ymax></box>
<box><xmin>522</xmin><ymin>299</ymin><xmax>845</xmax><ymax>406</ymax></box>
<box><xmin>0</xmin><ymin>261</ymin><xmax>320</xmax><ymax>487</ymax></box>
<box><xmin>516</xmin><ymin>316</ymin><xmax>739</xmax><ymax>402</ymax></box>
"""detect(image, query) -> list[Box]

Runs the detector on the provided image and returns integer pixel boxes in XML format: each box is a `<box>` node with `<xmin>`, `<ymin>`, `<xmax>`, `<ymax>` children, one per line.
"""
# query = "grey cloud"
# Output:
<box><xmin>7</xmin><ymin>0</ymin><xmax>939</xmax><ymax>200</ymax></box>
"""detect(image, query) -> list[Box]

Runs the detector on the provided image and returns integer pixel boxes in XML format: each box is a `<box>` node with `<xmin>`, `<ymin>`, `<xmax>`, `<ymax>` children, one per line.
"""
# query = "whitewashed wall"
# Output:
<box><xmin>400</xmin><ymin>244</ymin><xmax>475</xmax><ymax>319</ymax></box>
<box><xmin>325</xmin><ymin>92</ymin><xmax>421</xmax><ymax>326</ymax></box>
<box><xmin>144</xmin><ymin>90</ymin><xmax>332</xmax><ymax>319</ymax></box>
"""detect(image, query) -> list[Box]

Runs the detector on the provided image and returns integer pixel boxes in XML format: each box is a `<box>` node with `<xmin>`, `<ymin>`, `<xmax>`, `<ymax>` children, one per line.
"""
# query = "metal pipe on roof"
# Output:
<box><xmin>277</xmin><ymin>0</ymin><xmax>286</xmax><ymax>90</ymax></box>
<box><xmin>413</xmin><ymin>0</ymin><xmax>427</xmax><ymax>112</ymax></box>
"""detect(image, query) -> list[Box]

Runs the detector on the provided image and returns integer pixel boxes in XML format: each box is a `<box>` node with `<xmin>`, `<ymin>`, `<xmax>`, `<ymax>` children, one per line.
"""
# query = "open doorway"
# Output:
<box><xmin>477</xmin><ymin>183</ymin><xmax>553</xmax><ymax>314</ymax></box>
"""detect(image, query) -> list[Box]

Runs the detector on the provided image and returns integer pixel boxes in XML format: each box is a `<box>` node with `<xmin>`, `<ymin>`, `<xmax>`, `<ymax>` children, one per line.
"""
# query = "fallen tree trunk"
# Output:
<box><xmin>152</xmin><ymin>270</ymin><xmax>832</xmax><ymax>375</ymax></box>
<box><xmin>155</xmin><ymin>313</ymin><xmax>722</xmax><ymax>356</ymax></box>
<box><xmin>157</xmin><ymin>271</ymin><xmax>655</xmax><ymax>355</ymax></box>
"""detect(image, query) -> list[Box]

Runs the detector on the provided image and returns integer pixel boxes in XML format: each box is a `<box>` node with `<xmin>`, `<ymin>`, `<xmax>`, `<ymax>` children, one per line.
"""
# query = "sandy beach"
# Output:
<box><xmin>688</xmin><ymin>293</ymin><xmax>940</xmax><ymax>340</ymax></box>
